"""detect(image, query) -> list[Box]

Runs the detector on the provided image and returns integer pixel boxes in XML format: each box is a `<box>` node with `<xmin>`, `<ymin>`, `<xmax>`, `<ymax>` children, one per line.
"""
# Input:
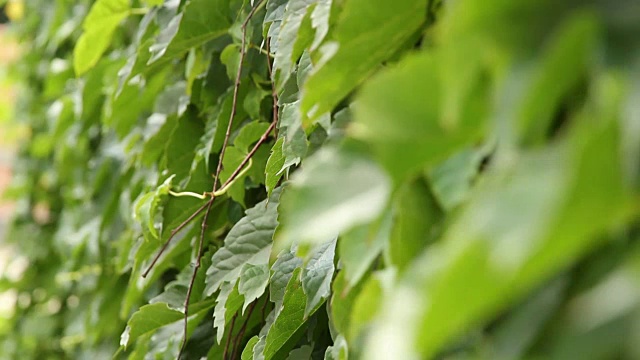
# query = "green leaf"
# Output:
<box><xmin>74</xmin><ymin>0</ymin><xmax>131</xmax><ymax>75</ymax></box>
<box><xmin>165</xmin><ymin>109</ymin><xmax>204</xmax><ymax>187</ymax></box>
<box><xmin>235</xmin><ymin>121</ymin><xmax>271</xmax><ymax>153</ymax></box>
<box><xmin>205</xmin><ymin>188</ymin><xmax>282</xmax><ymax>295</ymax></box>
<box><xmin>133</xmin><ymin>175</ymin><xmax>175</xmax><ymax>241</ymax></box>
<box><xmin>239</xmin><ymin>263</ymin><xmax>270</xmax><ymax>312</ymax></box>
<box><xmin>301</xmin><ymin>238</ymin><xmax>336</xmax><ymax>317</ymax></box>
<box><xmin>324</xmin><ymin>335</ymin><xmax>348</xmax><ymax>360</ymax></box>
<box><xmin>518</xmin><ymin>13</ymin><xmax>598</xmax><ymax>144</ymax></box>
<box><xmin>150</xmin><ymin>251</ymin><xmax>213</xmax><ymax>312</ymax></box>
<box><xmin>276</xmin><ymin>147</ymin><xmax>390</xmax><ymax>249</ymax></box>
<box><xmin>287</xmin><ymin>345</ymin><xmax>314</xmax><ymax>359</ymax></box>
<box><xmin>329</xmin><ymin>270</ymin><xmax>366</xmax><ymax>339</ymax></box>
<box><xmin>364</xmin><ymin>119</ymin><xmax>633</xmax><ymax>359</ymax></box>
<box><xmin>349</xmin><ymin>270</ymin><xmax>393</xmax><ymax>343</ymax></box>
<box><xmin>265</xmin><ymin>137</ymin><xmax>286</xmax><ymax>197</ymax></box>
<box><xmin>273</xmin><ymin>0</ymin><xmax>315</xmax><ymax>88</ymax></box>
<box><xmin>143</xmin><ymin>0</ymin><xmax>164</xmax><ymax>6</ymax></box>
<box><xmin>353</xmin><ymin>51</ymin><xmax>487</xmax><ymax>182</ymax></box>
<box><xmin>220</xmin><ymin>146</ymin><xmax>250</xmax><ymax>205</ymax></box>
<box><xmin>148</xmin><ymin>0</ymin><xmax>233</xmax><ymax>64</ymax></box>
<box><xmin>428</xmin><ymin>148</ymin><xmax>484</xmax><ymax>211</ymax></box>
<box><xmin>270</xmin><ymin>248</ymin><xmax>303</xmax><ymax>316</ymax></box>
<box><xmin>339</xmin><ymin>211</ymin><xmax>390</xmax><ymax>287</ymax></box>
<box><xmin>213</xmin><ymin>281</ymin><xmax>244</xmax><ymax>343</ymax></box>
<box><xmin>388</xmin><ymin>177</ymin><xmax>443</xmax><ymax>271</ymax></box>
<box><xmin>301</xmin><ymin>0</ymin><xmax>427</xmax><ymax>119</ymax></box>
<box><xmin>263</xmin><ymin>268</ymin><xmax>312</xmax><ymax>360</ymax></box>
<box><xmin>120</xmin><ymin>303</ymin><xmax>183</xmax><ymax>348</ymax></box>
<box><xmin>242</xmin><ymin>336</ymin><xmax>260</xmax><ymax>360</ymax></box>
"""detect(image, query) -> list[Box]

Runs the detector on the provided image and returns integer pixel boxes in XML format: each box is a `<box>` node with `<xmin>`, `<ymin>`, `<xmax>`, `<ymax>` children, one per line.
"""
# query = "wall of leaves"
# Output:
<box><xmin>2</xmin><ymin>0</ymin><xmax>640</xmax><ymax>359</ymax></box>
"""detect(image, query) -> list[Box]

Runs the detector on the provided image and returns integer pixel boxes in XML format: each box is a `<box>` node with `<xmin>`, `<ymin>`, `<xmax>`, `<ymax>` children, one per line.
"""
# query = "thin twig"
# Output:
<box><xmin>176</xmin><ymin>2</ymin><xmax>269</xmax><ymax>356</ymax></box>
<box><xmin>223</xmin><ymin>313</ymin><xmax>239</xmax><ymax>360</ymax></box>
<box><xmin>265</xmin><ymin>41</ymin><xmax>279</xmax><ymax>137</ymax></box>
<box><xmin>178</xmin><ymin>195</ymin><xmax>216</xmax><ymax>358</ymax></box>
<box><xmin>213</xmin><ymin>1</ymin><xmax>266</xmax><ymax>192</ymax></box>
<box><xmin>142</xmin><ymin>0</ymin><xmax>268</xmax><ymax>279</ymax></box>
<box><xmin>230</xmin><ymin>301</ymin><xmax>259</xmax><ymax>360</ymax></box>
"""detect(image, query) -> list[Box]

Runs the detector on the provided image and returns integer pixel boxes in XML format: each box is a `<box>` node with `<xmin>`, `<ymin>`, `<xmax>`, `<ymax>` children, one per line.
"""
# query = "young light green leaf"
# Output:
<box><xmin>74</xmin><ymin>0</ymin><xmax>131</xmax><ymax>75</ymax></box>
<box><xmin>302</xmin><ymin>238</ymin><xmax>337</xmax><ymax>317</ymax></box>
<box><xmin>133</xmin><ymin>175</ymin><xmax>175</xmax><ymax>240</ymax></box>
<box><xmin>301</xmin><ymin>0</ymin><xmax>427</xmax><ymax>119</ymax></box>
<box><xmin>205</xmin><ymin>188</ymin><xmax>282</xmax><ymax>295</ymax></box>
<box><xmin>276</xmin><ymin>147</ymin><xmax>390</xmax><ymax>249</ymax></box>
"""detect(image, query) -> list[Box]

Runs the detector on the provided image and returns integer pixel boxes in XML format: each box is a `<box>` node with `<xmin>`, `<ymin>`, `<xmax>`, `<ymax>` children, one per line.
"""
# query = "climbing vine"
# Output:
<box><xmin>2</xmin><ymin>0</ymin><xmax>640</xmax><ymax>359</ymax></box>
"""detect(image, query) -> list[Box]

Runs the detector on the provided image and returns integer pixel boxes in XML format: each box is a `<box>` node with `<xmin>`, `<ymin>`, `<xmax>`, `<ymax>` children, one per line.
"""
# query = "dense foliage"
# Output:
<box><xmin>2</xmin><ymin>0</ymin><xmax>640</xmax><ymax>358</ymax></box>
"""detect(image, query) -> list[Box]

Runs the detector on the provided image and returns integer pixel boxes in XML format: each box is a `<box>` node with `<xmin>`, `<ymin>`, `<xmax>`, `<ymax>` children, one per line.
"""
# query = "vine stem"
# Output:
<box><xmin>230</xmin><ymin>301</ymin><xmax>259</xmax><ymax>360</ymax></box>
<box><xmin>223</xmin><ymin>313</ymin><xmax>239</xmax><ymax>360</ymax></box>
<box><xmin>142</xmin><ymin>0</ymin><xmax>268</xmax><ymax>279</ymax></box>
<box><xmin>213</xmin><ymin>0</ymin><xmax>266</xmax><ymax>192</ymax></box>
<box><xmin>177</xmin><ymin>1</ymin><xmax>272</xmax><ymax>357</ymax></box>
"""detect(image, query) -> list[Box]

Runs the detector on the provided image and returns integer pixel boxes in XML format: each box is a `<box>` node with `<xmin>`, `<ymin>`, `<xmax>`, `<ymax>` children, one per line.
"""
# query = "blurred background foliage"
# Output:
<box><xmin>1</xmin><ymin>0</ymin><xmax>640</xmax><ymax>359</ymax></box>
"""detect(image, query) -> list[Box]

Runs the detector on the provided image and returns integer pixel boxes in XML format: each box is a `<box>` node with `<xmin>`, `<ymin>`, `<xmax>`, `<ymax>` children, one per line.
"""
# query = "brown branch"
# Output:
<box><xmin>230</xmin><ymin>301</ymin><xmax>259</xmax><ymax>360</ymax></box>
<box><xmin>177</xmin><ymin>195</ymin><xmax>216</xmax><ymax>358</ymax></box>
<box><xmin>142</xmin><ymin>200</ymin><xmax>211</xmax><ymax>278</ymax></box>
<box><xmin>265</xmin><ymin>41</ymin><xmax>279</xmax><ymax>137</ymax></box>
<box><xmin>142</xmin><ymin>0</ymin><xmax>268</xmax><ymax>279</ymax></box>
<box><xmin>213</xmin><ymin>1</ymin><xmax>266</xmax><ymax>192</ymax></box>
<box><xmin>175</xmin><ymin>2</ymin><xmax>270</xmax><ymax>356</ymax></box>
<box><xmin>223</xmin><ymin>313</ymin><xmax>239</xmax><ymax>360</ymax></box>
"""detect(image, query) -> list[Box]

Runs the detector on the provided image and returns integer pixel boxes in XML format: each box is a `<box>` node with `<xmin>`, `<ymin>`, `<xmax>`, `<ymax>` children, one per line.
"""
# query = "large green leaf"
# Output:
<box><xmin>300</xmin><ymin>0</ymin><xmax>427</xmax><ymax>120</ymax></box>
<box><xmin>353</xmin><ymin>51</ymin><xmax>488</xmax><ymax>182</ymax></box>
<box><xmin>148</xmin><ymin>0</ymin><xmax>233</xmax><ymax>65</ymax></box>
<box><xmin>205</xmin><ymin>188</ymin><xmax>282</xmax><ymax>295</ymax></box>
<box><xmin>74</xmin><ymin>0</ymin><xmax>131</xmax><ymax>75</ymax></box>
<box><xmin>364</xmin><ymin>119</ymin><xmax>633</xmax><ymax>359</ymax></box>
<box><xmin>276</xmin><ymin>147</ymin><xmax>390</xmax><ymax>249</ymax></box>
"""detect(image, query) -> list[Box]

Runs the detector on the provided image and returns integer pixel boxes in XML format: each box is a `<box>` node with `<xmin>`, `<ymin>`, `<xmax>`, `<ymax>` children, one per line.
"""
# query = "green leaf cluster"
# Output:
<box><xmin>3</xmin><ymin>0</ymin><xmax>640</xmax><ymax>359</ymax></box>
